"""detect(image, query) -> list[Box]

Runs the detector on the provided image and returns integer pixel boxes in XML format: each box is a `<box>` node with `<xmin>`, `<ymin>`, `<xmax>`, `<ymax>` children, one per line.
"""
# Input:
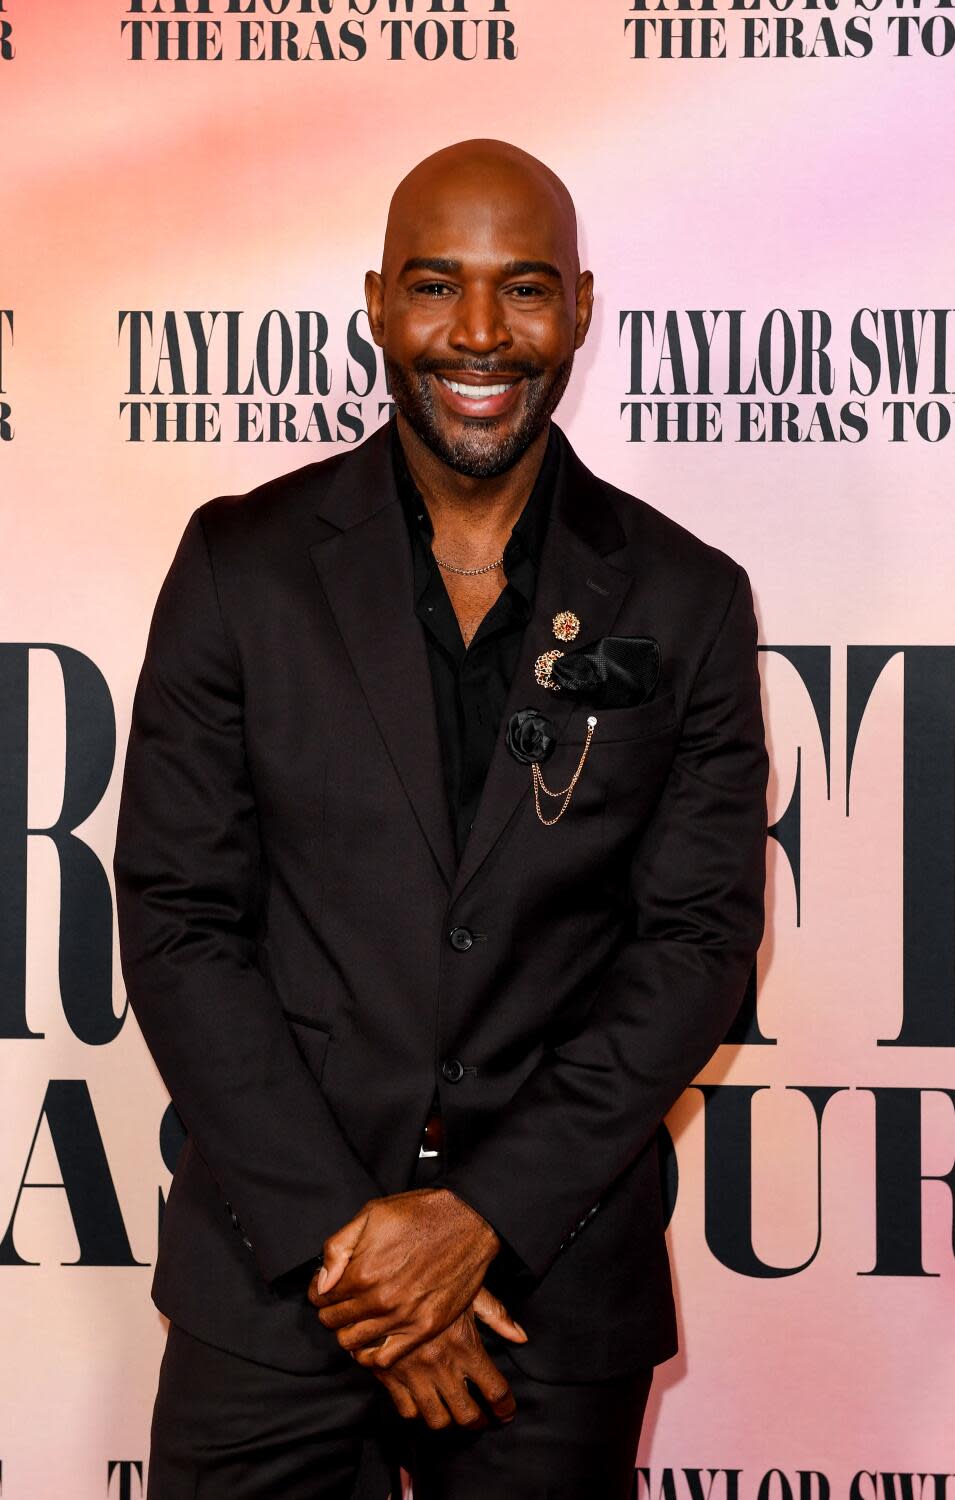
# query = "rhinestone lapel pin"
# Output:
<box><xmin>553</xmin><ymin>610</ymin><xmax>580</xmax><ymax>643</ymax></box>
<box><xmin>535</xmin><ymin>649</ymin><xmax>564</xmax><ymax>690</ymax></box>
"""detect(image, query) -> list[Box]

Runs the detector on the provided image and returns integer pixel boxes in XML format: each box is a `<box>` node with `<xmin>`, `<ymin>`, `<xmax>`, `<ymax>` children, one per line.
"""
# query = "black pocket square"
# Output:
<box><xmin>550</xmin><ymin>635</ymin><xmax>661</xmax><ymax>708</ymax></box>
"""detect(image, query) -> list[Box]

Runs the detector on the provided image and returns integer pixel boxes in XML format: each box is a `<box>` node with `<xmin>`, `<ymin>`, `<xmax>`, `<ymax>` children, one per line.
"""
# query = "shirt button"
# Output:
<box><xmin>442</xmin><ymin>1058</ymin><xmax>465</xmax><ymax>1083</ymax></box>
<box><xmin>449</xmin><ymin>926</ymin><xmax>474</xmax><ymax>952</ymax></box>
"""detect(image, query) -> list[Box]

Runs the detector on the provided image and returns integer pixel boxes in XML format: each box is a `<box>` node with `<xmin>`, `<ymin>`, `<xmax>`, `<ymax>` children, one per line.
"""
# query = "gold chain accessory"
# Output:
<box><xmin>532</xmin><ymin>716</ymin><xmax>597</xmax><ymax>825</ymax></box>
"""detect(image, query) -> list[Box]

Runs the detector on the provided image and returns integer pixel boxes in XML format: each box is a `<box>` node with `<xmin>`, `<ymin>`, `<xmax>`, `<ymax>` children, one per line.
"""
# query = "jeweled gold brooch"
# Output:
<box><xmin>534</xmin><ymin>649</ymin><xmax>564</xmax><ymax>690</ymax></box>
<box><xmin>552</xmin><ymin>610</ymin><xmax>580</xmax><ymax>643</ymax></box>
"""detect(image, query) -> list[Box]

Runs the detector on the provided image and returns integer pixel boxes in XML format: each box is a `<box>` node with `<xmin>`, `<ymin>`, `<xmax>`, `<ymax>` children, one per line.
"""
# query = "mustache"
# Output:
<box><xmin>412</xmin><ymin>356</ymin><xmax>544</xmax><ymax>379</ymax></box>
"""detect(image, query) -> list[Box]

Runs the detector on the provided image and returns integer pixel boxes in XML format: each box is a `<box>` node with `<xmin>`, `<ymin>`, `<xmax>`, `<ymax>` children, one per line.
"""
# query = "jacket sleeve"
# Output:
<box><xmin>113</xmin><ymin>509</ymin><xmax>382</xmax><ymax>1286</ymax></box>
<box><xmin>440</xmin><ymin>563</ymin><xmax>768</xmax><ymax>1280</ymax></box>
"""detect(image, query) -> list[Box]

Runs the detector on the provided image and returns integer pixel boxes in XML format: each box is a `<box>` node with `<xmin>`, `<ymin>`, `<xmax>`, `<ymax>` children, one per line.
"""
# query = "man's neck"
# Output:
<box><xmin>396</xmin><ymin>415</ymin><xmax>550</xmax><ymax>561</ymax></box>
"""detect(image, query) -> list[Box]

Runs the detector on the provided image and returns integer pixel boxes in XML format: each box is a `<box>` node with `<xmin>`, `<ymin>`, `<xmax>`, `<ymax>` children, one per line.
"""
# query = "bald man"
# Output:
<box><xmin>115</xmin><ymin>139</ymin><xmax>767</xmax><ymax>1499</ymax></box>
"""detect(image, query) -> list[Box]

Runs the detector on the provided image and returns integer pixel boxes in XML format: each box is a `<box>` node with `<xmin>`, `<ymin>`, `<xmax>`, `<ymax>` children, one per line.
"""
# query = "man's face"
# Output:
<box><xmin>366</xmin><ymin>171</ymin><xmax>593</xmax><ymax>478</ymax></box>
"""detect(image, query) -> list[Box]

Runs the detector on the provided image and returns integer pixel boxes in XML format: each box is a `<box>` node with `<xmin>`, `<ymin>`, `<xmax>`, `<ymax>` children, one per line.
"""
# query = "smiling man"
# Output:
<box><xmin>114</xmin><ymin>139</ymin><xmax>768</xmax><ymax>1499</ymax></box>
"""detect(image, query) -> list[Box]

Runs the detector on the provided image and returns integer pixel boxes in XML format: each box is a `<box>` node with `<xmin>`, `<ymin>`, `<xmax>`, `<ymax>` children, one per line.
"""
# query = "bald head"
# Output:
<box><xmin>365</xmin><ymin>138</ymin><xmax>592</xmax><ymax>480</ymax></box>
<box><xmin>381</xmin><ymin>138</ymin><xmax>580</xmax><ymax>283</ymax></box>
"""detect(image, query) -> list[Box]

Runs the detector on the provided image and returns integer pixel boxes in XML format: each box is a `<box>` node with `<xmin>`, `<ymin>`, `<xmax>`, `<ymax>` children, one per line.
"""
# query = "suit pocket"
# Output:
<box><xmin>564</xmin><ymin>689</ymin><xmax>678</xmax><ymax>744</ymax></box>
<box><xmin>283</xmin><ymin>1011</ymin><xmax>332</xmax><ymax>1086</ymax></box>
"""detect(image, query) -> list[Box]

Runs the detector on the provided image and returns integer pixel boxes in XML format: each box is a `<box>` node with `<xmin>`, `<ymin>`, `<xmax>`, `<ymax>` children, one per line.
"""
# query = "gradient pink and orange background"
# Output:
<box><xmin>1</xmin><ymin>2</ymin><xmax>952</xmax><ymax>1494</ymax></box>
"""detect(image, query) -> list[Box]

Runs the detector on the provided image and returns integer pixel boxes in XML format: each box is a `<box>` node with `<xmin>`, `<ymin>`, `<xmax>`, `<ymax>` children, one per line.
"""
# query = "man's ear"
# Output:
<box><xmin>365</xmin><ymin>270</ymin><xmax>385</xmax><ymax>347</ymax></box>
<box><xmin>574</xmin><ymin>270</ymin><xmax>594</xmax><ymax>350</ymax></box>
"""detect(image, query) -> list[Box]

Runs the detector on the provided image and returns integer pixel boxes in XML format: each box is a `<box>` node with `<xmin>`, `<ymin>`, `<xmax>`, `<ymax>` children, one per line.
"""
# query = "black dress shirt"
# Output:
<box><xmin>391</xmin><ymin>421</ymin><xmax>559</xmax><ymax>863</ymax></box>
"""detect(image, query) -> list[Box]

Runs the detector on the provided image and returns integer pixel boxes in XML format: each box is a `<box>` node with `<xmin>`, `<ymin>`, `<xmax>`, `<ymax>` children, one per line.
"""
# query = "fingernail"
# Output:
<box><xmin>316</xmin><ymin>1266</ymin><xmax>328</xmax><ymax>1293</ymax></box>
<box><xmin>515</xmin><ymin>1323</ymin><xmax>528</xmax><ymax>1340</ymax></box>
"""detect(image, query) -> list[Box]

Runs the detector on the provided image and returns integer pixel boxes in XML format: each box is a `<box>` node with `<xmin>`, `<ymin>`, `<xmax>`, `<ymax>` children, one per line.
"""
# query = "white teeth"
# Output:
<box><xmin>441</xmin><ymin>378</ymin><xmax>514</xmax><ymax>399</ymax></box>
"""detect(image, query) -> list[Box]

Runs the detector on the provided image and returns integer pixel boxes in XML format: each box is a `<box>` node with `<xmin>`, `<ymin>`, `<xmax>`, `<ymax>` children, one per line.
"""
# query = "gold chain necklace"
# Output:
<box><xmin>433</xmin><ymin>552</ymin><xmax>504</xmax><ymax>577</ymax></box>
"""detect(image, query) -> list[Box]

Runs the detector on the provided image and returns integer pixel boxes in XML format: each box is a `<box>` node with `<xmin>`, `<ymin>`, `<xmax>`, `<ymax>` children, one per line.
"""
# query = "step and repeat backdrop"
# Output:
<box><xmin>1</xmin><ymin>1</ymin><xmax>953</xmax><ymax>1495</ymax></box>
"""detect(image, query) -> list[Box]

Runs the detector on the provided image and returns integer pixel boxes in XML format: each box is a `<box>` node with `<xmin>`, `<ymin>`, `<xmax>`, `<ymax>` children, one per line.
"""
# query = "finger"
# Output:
<box><xmin>401</xmin><ymin>1370</ymin><xmax>454</xmax><ymax>1432</ymax></box>
<box><xmin>376</xmin><ymin>1371</ymin><xmax>419</xmax><ymax>1422</ymax></box>
<box><xmin>472</xmin><ymin>1286</ymin><xmax>528</xmax><ymax>1345</ymax></box>
<box><xmin>350</xmin><ymin>1327</ymin><xmax>427</xmax><ymax>1370</ymax></box>
<box><xmin>315</xmin><ymin>1210</ymin><xmax>370</xmax><ymax>1296</ymax></box>
<box><xmin>468</xmin><ymin>1349</ymin><xmax>517</xmax><ymax>1424</ymax></box>
<box><xmin>435</xmin><ymin>1374</ymin><xmax>487</xmax><ymax>1432</ymax></box>
<box><xmin>332</xmin><ymin>1316</ymin><xmax>402</xmax><ymax>1353</ymax></box>
<box><xmin>315</xmin><ymin>1293</ymin><xmax>387</xmax><ymax>1328</ymax></box>
<box><xmin>310</xmin><ymin>1265</ymin><xmax>365</xmax><ymax>1310</ymax></box>
<box><xmin>350</xmin><ymin>1335</ymin><xmax>386</xmax><ymax>1366</ymax></box>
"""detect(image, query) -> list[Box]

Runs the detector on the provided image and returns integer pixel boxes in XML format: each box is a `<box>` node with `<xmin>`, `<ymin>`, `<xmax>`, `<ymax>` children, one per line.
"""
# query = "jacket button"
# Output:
<box><xmin>449</xmin><ymin>926</ymin><xmax>473</xmax><ymax>951</ymax></box>
<box><xmin>442</xmin><ymin>1058</ymin><xmax>465</xmax><ymax>1083</ymax></box>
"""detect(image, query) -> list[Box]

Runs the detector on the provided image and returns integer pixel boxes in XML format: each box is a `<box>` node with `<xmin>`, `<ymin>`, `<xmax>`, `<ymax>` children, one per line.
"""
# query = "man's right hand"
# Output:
<box><xmin>355</xmin><ymin>1286</ymin><xmax>526</xmax><ymax>1430</ymax></box>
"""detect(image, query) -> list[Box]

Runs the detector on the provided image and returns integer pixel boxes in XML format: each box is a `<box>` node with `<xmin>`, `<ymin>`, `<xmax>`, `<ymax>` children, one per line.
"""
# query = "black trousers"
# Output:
<box><xmin>147</xmin><ymin>1156</ymin><xmax>653</xmax><ymax>1500</ymax></box>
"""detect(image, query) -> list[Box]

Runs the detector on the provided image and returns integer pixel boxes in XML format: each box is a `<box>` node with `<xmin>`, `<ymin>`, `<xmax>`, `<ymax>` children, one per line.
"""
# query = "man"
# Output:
<box><xmin>114</xmin><ymin>138</ymin><xmax>768</xmax><ymax>1499</ymax></box>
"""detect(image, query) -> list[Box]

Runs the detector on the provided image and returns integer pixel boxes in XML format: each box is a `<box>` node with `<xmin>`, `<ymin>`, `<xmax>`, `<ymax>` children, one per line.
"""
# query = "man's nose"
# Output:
<box><xmin>447</xmin><ymin>288</ymin><xmax>512</xmax><ymax>355</ymax></box>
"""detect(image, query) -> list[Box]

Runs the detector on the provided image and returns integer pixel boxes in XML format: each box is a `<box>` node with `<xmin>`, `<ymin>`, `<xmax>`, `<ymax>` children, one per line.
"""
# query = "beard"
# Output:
<box><xmin>384</xmin><ymin>352</ymin><xmax>574</xmax><ymax>478</ymax></box>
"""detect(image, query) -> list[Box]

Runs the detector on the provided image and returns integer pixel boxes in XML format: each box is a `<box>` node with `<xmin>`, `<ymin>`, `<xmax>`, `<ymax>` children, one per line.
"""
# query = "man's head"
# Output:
<box><xmin>365</xmin><ymin>139</ymin><xmax>593</xmax><ymax>480</ymax></box>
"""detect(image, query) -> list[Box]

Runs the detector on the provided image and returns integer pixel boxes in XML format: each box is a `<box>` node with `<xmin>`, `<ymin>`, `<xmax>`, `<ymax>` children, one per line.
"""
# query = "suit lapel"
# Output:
<box><xmin>307</xmin><ymin>421</ymin><xmax>637</xmax><ymax>904</ymax></box>
<box><xmin>448</xmin><ymin>433</ymin><xmax>635</xmax><ymax>905</ymax></box>
<box><xmin>308</xmin><ymin>425</ymin><xmax>458</xmax><ymax>889</ymax></box>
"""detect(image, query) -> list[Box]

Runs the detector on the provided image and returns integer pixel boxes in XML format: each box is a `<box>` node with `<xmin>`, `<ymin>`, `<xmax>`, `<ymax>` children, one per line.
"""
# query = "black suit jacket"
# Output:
<box><xmin>113</xmin><ymin>418</ymin><xmax>768</xmax><ymax>1381</ymax></box>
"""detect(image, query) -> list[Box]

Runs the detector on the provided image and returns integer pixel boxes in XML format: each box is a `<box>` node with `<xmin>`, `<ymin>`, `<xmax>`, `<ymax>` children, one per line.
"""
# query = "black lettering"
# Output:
<box><xmin>297</xmin><ymin>311</ymin><xmax>331</xmax><ymax>396</ymax></box>
<box><xmin>860</xmin><ymin>1088</ymin><xmax>955</xmax><ymax>1274</ymax></box>
<box><xmin>0</xmin><ymin>1082</ymin><xmax>145</xmax><ymax>1266</ymax></box>
<box><xmin>847</xmin><ymin>647</ymin><xmax>955</xmax><ymax>1044</ymax></box>
<box><xmin>346</xmin><ymin>310</ymin><xmax>378</xmax><ymax>397</ymax></box>
<box><xmin>699</xmin><ymin>1084</ymin><xmax>844</xmax><ymax>1276</ymax></box>
<box><xmin>0</xmin><ymin>308</ymin><xmax>12</xmax><ymax>391</ymax></box>
<box><xmin>107</xmin><ymin>1462</ymin><xmax>144</xmax><ymax>1500</ymax></box>
<box><xmin>0</xmin><ymin>647</ymin><xmax>119</xmax><ymax>1044</ymax></box>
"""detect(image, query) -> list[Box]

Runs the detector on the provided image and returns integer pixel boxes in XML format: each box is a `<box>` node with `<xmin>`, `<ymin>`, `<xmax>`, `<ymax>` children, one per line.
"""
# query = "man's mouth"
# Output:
<box><xmin>433</xmin><ymin>373</ymin><xmax>524</xmax><ymax>419</ymax></box>
<box><xmin>440</xmin><ymin>377</ymin><xmax>516</xmax><ymax>399</ymax></box>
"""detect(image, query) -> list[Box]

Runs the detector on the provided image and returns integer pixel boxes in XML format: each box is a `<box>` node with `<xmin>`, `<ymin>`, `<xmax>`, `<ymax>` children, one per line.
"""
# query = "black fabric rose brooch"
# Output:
<box><xmin>505</xmin><ymin>708</ymin><xmax>557</xmax><ymax>765</ymax></box>
<box><xmin>507</xmin><ymin>705</ymin><xmax>595</xmax><ymax>826</ymax></box>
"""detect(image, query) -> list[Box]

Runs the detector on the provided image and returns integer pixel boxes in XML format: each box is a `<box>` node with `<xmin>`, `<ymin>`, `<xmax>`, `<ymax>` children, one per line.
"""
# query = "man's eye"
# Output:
<box><xmin>508</xmin><ymin>284</ymin><xmax>546</xmax><ymax>299</ymax></box>
<box><xmin>414</xmin><ymin>283</ymin><xmax>454</xmax><ymax>297</ymax></box>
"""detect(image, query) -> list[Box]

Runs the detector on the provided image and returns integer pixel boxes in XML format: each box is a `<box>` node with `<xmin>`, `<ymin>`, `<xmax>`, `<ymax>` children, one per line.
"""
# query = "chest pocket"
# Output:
<box><xmin>576</xmin><ymin>691</ymin><xmax>680</xmax><ymax>823</ymax></box>
<box><xmin>563</xmin><ymin>689</ymin><xmax>679</xmax><ymax>744</ymax></box>
<box><xmin>527</xmin><ymin>691</ymin><xmax>679</xmax><ymax>830</ymax></box>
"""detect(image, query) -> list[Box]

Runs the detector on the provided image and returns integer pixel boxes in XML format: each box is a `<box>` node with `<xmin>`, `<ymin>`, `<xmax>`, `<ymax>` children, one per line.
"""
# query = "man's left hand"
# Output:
<box><xmin>307</xmin><ymin>1188</ymin><xmax>508</xmax><ymax>1367</ymax></box>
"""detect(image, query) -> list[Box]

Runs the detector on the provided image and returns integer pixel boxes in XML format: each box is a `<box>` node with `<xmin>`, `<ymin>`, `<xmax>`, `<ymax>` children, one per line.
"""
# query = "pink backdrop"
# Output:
<box><xmin>1</xmin><ymin>1</ymin><xmax>952</xmax><ymax>1494</ymax></box>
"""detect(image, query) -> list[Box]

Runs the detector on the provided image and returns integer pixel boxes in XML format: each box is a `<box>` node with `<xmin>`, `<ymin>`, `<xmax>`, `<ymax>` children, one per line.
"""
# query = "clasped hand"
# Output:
<box><xmin>307</xmin><ymin>1187</ymin><xmax>527</xmax><ymax>1430</ymax></box>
